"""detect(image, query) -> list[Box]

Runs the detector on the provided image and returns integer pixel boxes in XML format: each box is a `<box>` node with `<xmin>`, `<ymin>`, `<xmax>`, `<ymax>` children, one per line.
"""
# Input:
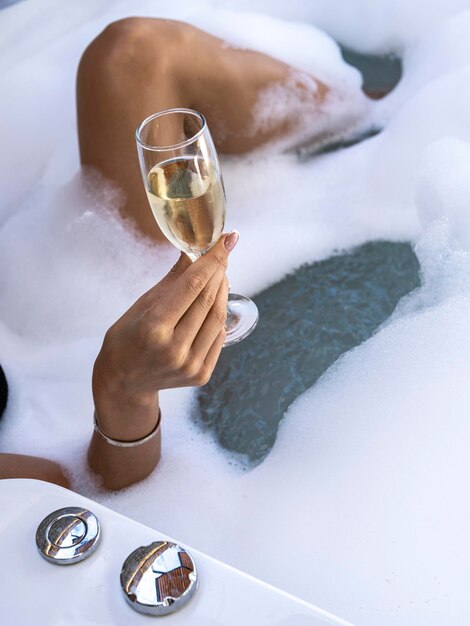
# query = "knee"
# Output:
<box><xmin>77</xmin><ymin>17</ymin><xmax>192</xmax><ymax>86</ymax></box>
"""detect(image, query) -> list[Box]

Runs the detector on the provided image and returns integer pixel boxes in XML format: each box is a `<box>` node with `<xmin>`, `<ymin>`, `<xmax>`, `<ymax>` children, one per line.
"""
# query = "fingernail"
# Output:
<box><xmin>224</xmin><ymin>230</ymin><xmax>239</xmax><ymax>253</ymax></box>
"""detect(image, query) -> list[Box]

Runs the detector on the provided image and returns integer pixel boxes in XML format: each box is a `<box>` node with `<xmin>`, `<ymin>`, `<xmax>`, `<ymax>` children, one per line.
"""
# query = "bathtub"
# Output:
<box><xmin>0</xmin><ymin>478</ymin><xmax>352</xmax><ymax>625</ymax></box>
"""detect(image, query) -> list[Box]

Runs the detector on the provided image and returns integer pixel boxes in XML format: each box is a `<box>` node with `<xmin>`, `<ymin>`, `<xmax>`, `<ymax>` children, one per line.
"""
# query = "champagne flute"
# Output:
<box><xmin>136</xmin><ymin>108</ymin><xmax>259</xmax><ymax>346</ymax></box>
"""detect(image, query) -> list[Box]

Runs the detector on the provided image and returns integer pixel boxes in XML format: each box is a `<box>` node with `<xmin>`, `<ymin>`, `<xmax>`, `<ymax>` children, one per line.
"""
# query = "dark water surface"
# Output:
<box><xmin>297</xmin><ymin>46</ymin><xmax>402</xmax><ymax>156</ymax></box>
<box><xmin>340</xmin><ymin>46</ymin><xmax>402</xmax><ymax>98</ymax></box>
<box><xmin>197</xmin><ymin>242</ymin><xmax>420</xmax><ymax>464</ymax></box>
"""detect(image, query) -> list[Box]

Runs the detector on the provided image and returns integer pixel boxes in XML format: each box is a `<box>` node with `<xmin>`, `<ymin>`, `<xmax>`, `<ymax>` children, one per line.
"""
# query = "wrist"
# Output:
<box><xmin>92</xmin><ymin>353</ymin><xmax>160</xmax><ymax>441</ymax></box>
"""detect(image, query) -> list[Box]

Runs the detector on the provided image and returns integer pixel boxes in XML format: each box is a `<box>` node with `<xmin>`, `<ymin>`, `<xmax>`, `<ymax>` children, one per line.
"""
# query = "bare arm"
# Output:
<box><xmin>0</xmin><ymin>233</ymin><xmax>237</xmax><ymax>490</ymax></box>
<box><xmin>88</xmin><ymin>232</ymin><xmax>238</xmax><ymax>489</ymax></box>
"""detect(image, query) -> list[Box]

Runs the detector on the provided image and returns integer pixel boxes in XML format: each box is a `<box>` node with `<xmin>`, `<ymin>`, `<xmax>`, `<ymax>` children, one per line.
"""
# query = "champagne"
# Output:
<box><xmin>136</xmin><ymin>108</ymin><xmax>259</xmax><ymax>346</ymax></box>
<box><xmin>146</xmin><ymin>156</ymin><xmax>226</xmax><ymax>258</ymax></box>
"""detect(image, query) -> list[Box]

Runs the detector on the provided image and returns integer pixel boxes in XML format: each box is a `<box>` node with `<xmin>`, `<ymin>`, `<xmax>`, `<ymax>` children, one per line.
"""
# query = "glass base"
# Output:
<box><xmin>224</xmin><ymin>293</ymin><xmax>259</xmax><ymax>347</ymax></box>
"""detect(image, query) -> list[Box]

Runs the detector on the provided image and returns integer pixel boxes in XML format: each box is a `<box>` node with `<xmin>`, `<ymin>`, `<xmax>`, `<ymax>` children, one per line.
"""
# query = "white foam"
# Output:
<box><xmin>208</xmin><ymin>0</ymin><xmax>470</xmax><ymax>53</ymax></box>
<box><xmin>190</xmin><ymin>9</ymin><xmax>364</xmax><ymax>89</ymax></box>
<box><xmin>2</xmin><ymin>2</ymin><xmax>470</xmax><ymax>624</ymax></box>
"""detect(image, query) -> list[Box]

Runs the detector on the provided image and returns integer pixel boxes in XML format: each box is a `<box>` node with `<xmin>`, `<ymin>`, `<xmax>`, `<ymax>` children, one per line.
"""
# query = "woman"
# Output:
<box><xmin>0</xmin><ymin>17</ymin><xmax>354</xmax><ymax>489</ymax></box>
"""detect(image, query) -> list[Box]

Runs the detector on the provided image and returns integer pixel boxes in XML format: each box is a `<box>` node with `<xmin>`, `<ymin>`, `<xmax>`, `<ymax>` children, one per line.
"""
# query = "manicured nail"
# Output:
<box><xmin>224</xmin><ymin>230</ymin><xmax>239</xmax><ymax>253</ymax></box>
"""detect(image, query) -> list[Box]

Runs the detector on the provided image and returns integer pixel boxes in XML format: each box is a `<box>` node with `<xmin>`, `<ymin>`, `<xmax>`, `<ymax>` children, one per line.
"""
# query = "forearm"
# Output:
<box><xmin>88</xmin><ymin>355</ymin><xmax>161</xmax><ymax>490</ymax></box>
<box><xmin>88</xmin><ymin>425</ymin><xmax>161</xmax><ymax>491</ymax></box>
<box><xmin>87</xmin><ymin>236</ymin><xmax>233</xmax><ymax>489</ymax></box>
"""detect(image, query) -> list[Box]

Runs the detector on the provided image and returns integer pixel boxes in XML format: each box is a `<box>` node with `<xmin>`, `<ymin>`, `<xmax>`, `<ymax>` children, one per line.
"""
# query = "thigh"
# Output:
<box><xmin>76</xmin><ymin>18</ymin><xmax>326</xmax><ymax>239</ymax></box>
<box><xmin>0</xmin><ymin>453</ymin><xmax>70</xmax><ymax>487</ymax></box>
<box><xmin>174</xmin><ymin>25</ymin><xmax>327</xmax><ymax>153</ymax></box>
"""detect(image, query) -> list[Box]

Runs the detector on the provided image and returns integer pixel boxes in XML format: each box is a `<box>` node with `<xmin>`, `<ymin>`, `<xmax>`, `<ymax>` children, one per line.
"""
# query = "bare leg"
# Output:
<box><xmin>77</xmin><ymin>18</ymin><xmax>328</xmax><ymax>240</ymax></box>
<box><xmin>0</xmin><ymin>453</ymin><xmax>70</xmax><ymax>488</ymax></box>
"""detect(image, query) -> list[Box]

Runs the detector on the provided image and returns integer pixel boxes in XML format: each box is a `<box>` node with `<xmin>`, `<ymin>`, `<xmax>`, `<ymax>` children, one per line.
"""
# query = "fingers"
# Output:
<box><xmin>133</xmin><ymin>252</ymin><xmax>192</xmax><ymax>312</ymax></box>
<box><xmin>174</xmin><ymin>264</ymin><xmax>226</xmax><ymax>344</ymax></box>
<box><xmin>187</xmin><ymin>275</ymin><xmax>229</xmax><ymax>359</ymax></box>
<box><xmin>202</xmin><ymin>327</ymin><xmax>226</xmax><ymax>379</ymax></box>
<box><xmin>169</xmin><ymin>231</ymin><xmax>239</xmax><ymax>321</ymax></box>
<box><xmin>175</xmin><ymin>326</ymin><xmax>225</xmax><ymax>389</ymax></box>
<box><xmin>150</xmin><ymin>252</ymin><xmax>192</xmax><ymax>292</ymax></box>
<box><xmin>166</xmin><ymin>252</ymin><xmax>192</xmax><ymax>280</ymax></box>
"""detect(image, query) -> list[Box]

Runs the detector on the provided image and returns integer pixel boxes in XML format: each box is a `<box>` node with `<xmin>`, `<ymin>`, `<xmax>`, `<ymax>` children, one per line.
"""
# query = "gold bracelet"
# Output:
<box><xmin>93</xmin><ymin>409</ymin><xmax>162</xmax><ymax>448</ymax></box>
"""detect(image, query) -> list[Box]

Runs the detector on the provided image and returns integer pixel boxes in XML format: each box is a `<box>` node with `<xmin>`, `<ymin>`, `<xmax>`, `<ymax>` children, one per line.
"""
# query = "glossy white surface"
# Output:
<box><xmin>0</xmin><ymin>479</ymin><xmax>353</xmax><ymax>626</ymax></box>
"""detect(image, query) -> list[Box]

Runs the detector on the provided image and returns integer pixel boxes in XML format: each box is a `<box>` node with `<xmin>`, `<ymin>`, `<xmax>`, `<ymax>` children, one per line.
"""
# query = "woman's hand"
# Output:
<box><xmin>92</xmin><ymin>231</ymin><xmax>238</xmax><ymax>443</ymax></box>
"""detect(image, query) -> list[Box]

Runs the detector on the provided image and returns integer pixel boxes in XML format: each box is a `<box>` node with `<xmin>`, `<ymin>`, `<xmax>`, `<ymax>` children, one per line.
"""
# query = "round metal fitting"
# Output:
<box><xmin>120</xmin><ymin>541</ymin><xmax>198</xmax><ymax>616</ymax></box>
<box><xmin>35</xmin><ymin>507</ymin><xmax>101</xmax><ymax>565</ymax></box>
